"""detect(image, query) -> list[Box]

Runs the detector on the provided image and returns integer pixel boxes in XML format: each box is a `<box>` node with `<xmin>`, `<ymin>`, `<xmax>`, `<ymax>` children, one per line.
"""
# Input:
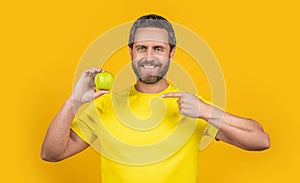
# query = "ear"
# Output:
<box><xmin>169</xmin><ymin>46</ymin><xmax>176</xmax><ymax>61</ymax></box>
<box><xmin>128</xmin><ymin>46</ymin><xmax>133</xmax><ymax>60</ymax></box>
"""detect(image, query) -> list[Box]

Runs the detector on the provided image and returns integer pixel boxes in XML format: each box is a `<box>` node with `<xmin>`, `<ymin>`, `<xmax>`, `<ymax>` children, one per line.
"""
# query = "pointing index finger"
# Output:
<box><xmin>161</xmin><ymin>92</ymin><xmax>183</xmax><ymax>98</ymax></box>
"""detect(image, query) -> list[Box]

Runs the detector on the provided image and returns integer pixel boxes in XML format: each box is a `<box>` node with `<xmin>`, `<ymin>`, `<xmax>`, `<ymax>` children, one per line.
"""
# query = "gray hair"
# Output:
<box><xmin>128</xmin><ymin>14</ymin><xmax>176</xmax><ymax>50</ymax></box>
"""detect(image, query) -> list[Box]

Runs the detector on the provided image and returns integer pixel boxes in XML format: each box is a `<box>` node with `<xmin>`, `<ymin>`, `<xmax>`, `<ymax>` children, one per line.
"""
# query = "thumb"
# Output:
<box><xmin>161</xmin><ymin>92</ymin><xmax>183</xmax><ymax>98</ymax></box>
<box><xmin>94</xmin><ymin>90</ymin><xmax>110</xmax><ymax>98</ymax></box>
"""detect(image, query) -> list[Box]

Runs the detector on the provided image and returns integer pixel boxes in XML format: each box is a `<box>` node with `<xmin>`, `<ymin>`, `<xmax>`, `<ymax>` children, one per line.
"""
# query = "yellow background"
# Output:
<box><xmin>1</xmin><ymin>0</ymin><xmax>299</xmax><ymax>182</ymax></box>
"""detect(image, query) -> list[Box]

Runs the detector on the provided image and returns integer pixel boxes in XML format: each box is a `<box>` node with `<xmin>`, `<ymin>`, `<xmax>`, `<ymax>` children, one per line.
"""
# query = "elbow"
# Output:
<box><xmin>40</xmin><ymin>148</ymin><xmax>63</xmax><ymax>162</ymax></box>
<box><xmin>249</xmin><ymin>120</ymin><xmax>271</xmax><ymax>151</ymax></box>
<box><xmin>41</xmin><ymin>154</ymin><xmax>63</xmax><ymax>162</ymax></box>
<box><xmin>246</xmin><ymin>132</ymin><xmax>271</xmax><ymax>151</ymax></box>
<box><xmin>260</xmin><ymin>132</ymin><xmax>271</xmax><ymax>150</ymax></box>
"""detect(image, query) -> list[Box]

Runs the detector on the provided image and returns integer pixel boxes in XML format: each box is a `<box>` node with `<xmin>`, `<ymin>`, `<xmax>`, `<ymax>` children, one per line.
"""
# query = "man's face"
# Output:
<box><xmin>130</xmin><ymin>27</ymin><xmax>175</xmax><ymax>84</ymax></box>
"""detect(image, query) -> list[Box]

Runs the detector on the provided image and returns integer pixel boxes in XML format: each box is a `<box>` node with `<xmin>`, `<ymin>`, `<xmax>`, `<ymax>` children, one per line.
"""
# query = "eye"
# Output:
<box><xmin>137</xmin><ymin>46</ymin><xmax>146</xmax><ymax>52</ymax></box>
<box><xmin>155</xmin><ymin>47</ymin><xmax>164</xmax><ymax>52</ymax></box>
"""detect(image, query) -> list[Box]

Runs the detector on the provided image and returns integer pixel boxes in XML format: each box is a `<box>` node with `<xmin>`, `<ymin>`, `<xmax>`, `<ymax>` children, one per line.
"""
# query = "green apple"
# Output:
<box><xmin>94</xmin><ymin>72</ymin><xmax>114</xmax><ymax>90</ymax></box>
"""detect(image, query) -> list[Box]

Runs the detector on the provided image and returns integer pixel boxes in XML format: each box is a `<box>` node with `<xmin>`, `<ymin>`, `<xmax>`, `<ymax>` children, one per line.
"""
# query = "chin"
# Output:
<box><xmin>139</xmin><ymin>75</ymin><xmax>163</xmax><ymax>84</ymax></box>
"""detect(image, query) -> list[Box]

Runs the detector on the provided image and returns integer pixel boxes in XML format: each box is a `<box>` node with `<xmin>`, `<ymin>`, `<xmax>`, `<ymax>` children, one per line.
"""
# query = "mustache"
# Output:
<box><xmin>136</xmin><ymin>56</ymin><xmax>166</xmax><ymax>67</ymax></box>
<box><xmin>138</xmin><ymin>60</ymin><xmax>162</xmax><ymax>67</ymax></box>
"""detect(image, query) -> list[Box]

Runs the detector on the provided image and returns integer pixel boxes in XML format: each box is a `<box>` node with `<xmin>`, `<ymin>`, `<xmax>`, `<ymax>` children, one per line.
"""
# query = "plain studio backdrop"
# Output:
<box><xmin>0</xmin><ymin>0</ymin><xmax>298</xmax><ymax>183</ymax></box>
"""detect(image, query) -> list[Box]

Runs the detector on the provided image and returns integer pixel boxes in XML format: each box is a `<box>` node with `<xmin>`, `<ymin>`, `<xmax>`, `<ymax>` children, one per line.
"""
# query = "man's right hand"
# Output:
<box><xmin>71</xmin><ymin>68</ymin><xmax>110</xmax><ymax>110</ymax></box>
<box><xmin>41</xmin><ymin>68</ymin><xmax>110</xmax><ymax>162</ymax></box>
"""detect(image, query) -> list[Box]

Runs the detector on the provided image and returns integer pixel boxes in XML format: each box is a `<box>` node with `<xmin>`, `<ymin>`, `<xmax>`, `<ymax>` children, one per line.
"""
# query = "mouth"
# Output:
<box><xmin>141</xmin><ymin>65</ymin><xmax>158</xmax><ymax>69</ymax></box>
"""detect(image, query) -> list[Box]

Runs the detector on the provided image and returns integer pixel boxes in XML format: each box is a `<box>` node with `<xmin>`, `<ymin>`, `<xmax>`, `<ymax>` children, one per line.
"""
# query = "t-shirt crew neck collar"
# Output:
<box><xmin>131</xmin><ymin>83</ymin><xmax>173</xmax><ymax>96</ymax></box>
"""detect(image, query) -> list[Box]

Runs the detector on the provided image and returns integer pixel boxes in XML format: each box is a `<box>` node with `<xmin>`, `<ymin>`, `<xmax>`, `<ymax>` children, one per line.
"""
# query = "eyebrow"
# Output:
<box><xmin>153</xmin><ymin>45</ymin><xmax>165</xmax><ymax>49</ymax></box>
<box><xmin>135</xmin><ymin>44</ymin><xmax>146</xmax><ymax>48</ymax></box>
<box><xmin>134</xmin><ymin>44</ymin><xmax>166</xmax><ymax>49</ymax></box>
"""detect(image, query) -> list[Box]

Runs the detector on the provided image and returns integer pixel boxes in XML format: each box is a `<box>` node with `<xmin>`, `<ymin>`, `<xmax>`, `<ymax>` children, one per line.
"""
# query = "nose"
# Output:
<box><xmin>146</xmin><ymin>47</ymin><xmax>155</xmax><ymax>57</ymax></box>
<box><xmin>145</xmin><ymin>49</ymin><xmax>156</xmax><ymax>62</ymax></box>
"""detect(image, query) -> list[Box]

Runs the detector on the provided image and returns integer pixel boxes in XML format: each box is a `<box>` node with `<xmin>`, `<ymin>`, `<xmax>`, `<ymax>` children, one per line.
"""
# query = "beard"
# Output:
<box><xmin>132</xmin><ymin>57</ymin><xmax>170</xmax><ymax>84</ymax></box>
<box><xmin>139</xmin><ymin>75</ymin><xmax>164</xmax><ymax>84</ymax></box>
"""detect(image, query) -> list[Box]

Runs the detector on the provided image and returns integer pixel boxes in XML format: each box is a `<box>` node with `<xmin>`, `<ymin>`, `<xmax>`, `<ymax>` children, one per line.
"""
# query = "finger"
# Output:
<box><xmin>91</xmin><ymin>68</ymin><xmax>101</xmax><ymax>75</ymax></box>
<box><xmin>84</xmin><ymin>68</ymin><xmax>101</xmax><ymax>77</ymax></box>
<box><xmin>94</xmin><ymin>90</ymin><xmax>110</xmax><ymax>98</ymax></box>
<box><xmin>180</xmin><ymin>109</ymin><xmax>186</xmax><ymax>116</ymax></box>
<box><xmin>161</xmin><ymin>92</ymin><xmax>183</xmax><ymax>98</ymax></box>
<box><xmin>86</xmin><ymin>68</ymin><xmax>101</xmax><ymax>73</ymax></box>
<box><xmin>92</xmin><ymin>68</ymin><xmax>106</xmax><ymax>77</ymax></box>
<box><xmin>92</xmin><ymin>68</ymin><xmax>104</xmax><ymax>77</ymax></box>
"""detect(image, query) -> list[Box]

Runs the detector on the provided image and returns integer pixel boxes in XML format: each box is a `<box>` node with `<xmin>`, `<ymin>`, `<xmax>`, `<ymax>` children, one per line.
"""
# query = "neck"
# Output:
<box><xmin>134</xmin><ymin>78</ymin><xmax>169</xmax><ymax>94</ymax></box>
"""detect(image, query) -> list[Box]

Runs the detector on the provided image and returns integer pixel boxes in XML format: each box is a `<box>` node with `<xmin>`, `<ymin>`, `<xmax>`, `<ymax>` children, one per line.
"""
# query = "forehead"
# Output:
<box><xmin>134</xmin><ymin>27</ymin><xmax>169</xmax><ymax>44</ymax></box>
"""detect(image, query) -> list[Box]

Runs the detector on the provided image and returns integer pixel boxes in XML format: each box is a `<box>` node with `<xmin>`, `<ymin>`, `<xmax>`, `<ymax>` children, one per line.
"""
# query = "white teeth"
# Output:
<box><xmin>143</xmin><ymin>65</ymin><xmax>155</xmax><ymax>69</ymax></box>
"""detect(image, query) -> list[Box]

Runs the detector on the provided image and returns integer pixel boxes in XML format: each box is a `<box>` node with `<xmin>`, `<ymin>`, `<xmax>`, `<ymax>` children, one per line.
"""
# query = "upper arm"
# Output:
<box><xmin>58</xmin><ymin>130</ymin><xmax>90</xmax><ymax>161</ymax></box>
<box><xmin>214</xmin><ymin>117</ymin><xmax>270</xmax><ymax>151</ymax></box>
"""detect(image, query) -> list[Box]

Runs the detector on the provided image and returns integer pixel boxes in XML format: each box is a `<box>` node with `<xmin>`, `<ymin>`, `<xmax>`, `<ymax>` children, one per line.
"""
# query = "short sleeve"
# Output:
<box><xmin>71</xmin><ymin>116</ymin><xmax>97</xmax><ymax>144</ymax></box>
<box><xmin>198</xmin><ymin>122</ymin><xmax>219</xmax><ymax>151</ymax></box>
<box><xmin>71</xmin><ymin>100</ymin><xmax>103</xmax><ymax>145</ymax></box>
<box><xmin>197</xmin><ymin>95</ymin><xmax>220</xmax><ymax>151</ymax></box>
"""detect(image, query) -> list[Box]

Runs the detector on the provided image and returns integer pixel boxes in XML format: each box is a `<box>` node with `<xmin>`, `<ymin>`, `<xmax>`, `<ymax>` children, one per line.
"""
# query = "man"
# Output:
<box><xmin>41</xmin><ymin>14</ymin><xmax>270</xmax><ymax>182</ymax></box>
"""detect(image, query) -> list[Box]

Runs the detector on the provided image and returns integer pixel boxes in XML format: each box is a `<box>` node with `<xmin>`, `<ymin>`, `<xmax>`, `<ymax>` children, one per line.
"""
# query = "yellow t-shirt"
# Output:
<box><xmin>71</xmin><ymin>84</ymin><xmax>218</xmax><ymax>183</ymax></box>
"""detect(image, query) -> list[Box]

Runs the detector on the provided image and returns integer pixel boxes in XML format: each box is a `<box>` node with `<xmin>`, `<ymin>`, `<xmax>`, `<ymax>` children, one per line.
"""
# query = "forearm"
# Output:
<box><xmin>41</xmin><ymin>97</ymin><xmax>79</xmax><ymax>160</ymax></box>
<box><xmin>200</xmin><ymin>103</ymin><xmax>270</xmax><ymax>151</ymax></box>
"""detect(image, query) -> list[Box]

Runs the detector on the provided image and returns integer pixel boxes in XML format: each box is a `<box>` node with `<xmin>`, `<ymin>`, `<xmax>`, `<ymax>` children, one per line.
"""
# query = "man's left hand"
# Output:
<box><xmin>162</xmin><ymin>92</ymin><xmax>206</xmax><ymax>118</ymax></box>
